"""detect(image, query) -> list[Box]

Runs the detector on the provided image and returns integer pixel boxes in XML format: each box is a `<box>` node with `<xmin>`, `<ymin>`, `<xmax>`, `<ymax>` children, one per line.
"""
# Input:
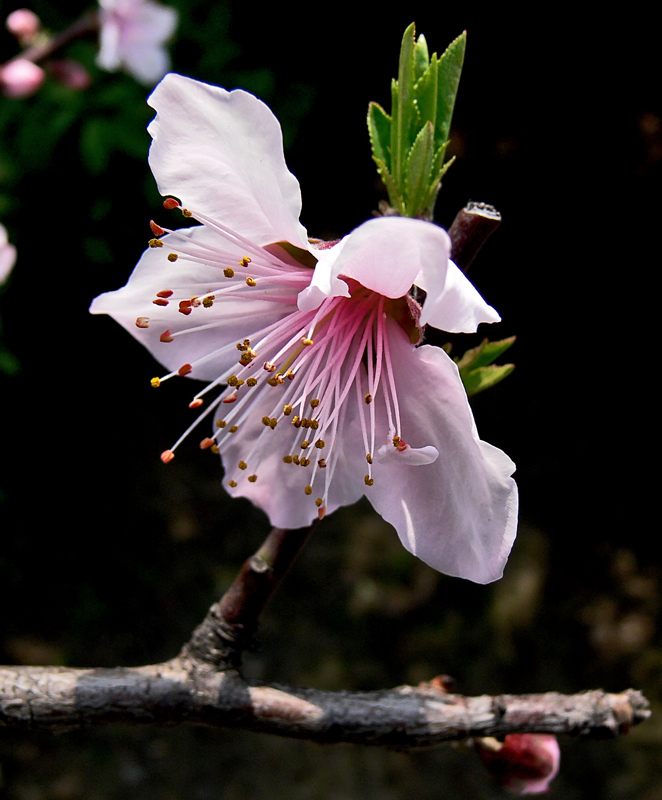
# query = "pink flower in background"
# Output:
<box><xmin>0</xmin><ymin>224</ymin><xmax>16</xmax><ymax>285</ymax></box>
<box><xmin>97</xmin><ymin>0</ymin><xmax>177</xmax><ymax>85</ymax></box>
<box><xmin>0</xmin><ymin>58</ymin><xmax>44</xmax><ymax>98</ymax></box>
<box><xmin>91</xmin><ymin>74</ymin><xmax>518</xmax><ymax>584</ymax></box>
<box><xmin>476</xmin><ymin>734</ymin><xmax>561</xmax><ymax>794</ymax></box>
<box><xmin>5</xmin><ymin>9</ymin><xmax>41</xmax><ymax>44</ymax></box>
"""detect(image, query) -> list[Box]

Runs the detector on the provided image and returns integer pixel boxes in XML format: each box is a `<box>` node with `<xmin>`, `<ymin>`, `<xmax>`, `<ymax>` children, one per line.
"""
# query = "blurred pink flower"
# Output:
<box><xmin>5</xmin><ymin>8</ymin><xmax>40</xmax><ymax>43</ymax></box>
<box><xmin>476</xmin><ymin>734</ymin><xmax>561</xmax><ymax>794</ymax></box>
<box><xmin>0</xmin><ymin>57</ymin><xmax>45</xmax><ymax>97</ymax></box>
<box><xmin>97</xmin><ymin>0</ymin><xmax>177</xmax><ymax>85</ymax></box>
<box><xmin>0</xmin><ymin>224</ymin><xmax>16</xmax><ymax>285</ymax></box>
<box><xmin>49</xmin><ymin>59</ymin><xmax>92</xmax><ymax>90</ymax></box>
<box><xmin>91</xmin><ymin>74</ymin><xmax>518</xmax><ymax>583</ymax></box>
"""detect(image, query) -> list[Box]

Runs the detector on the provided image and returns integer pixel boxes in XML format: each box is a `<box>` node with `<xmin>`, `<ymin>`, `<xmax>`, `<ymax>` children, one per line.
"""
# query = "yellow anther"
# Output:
<box><xmin>300</xmin><ymin>457</ymin><xmax>310</xmax><ymax>467</ymax></box>
<box><xmin>302</xmin><ymin>338</ymin><xmax>314</xmax><ymax>346</ymax></box>
<box><xmin>262</xmin><ymin>416</ymin><xmax>271</xmax><ymax>426</ymax></box>
<box><xmin>240</xmin><ymin>350</ymin><xmax>255</xmax><ymax>365</ymax></box>
<box><xmin>302</xmin><ymin>418</ymin><xmax>310</xmax><ymax>429</ymax></box>
<box><xmin>300</xmin><ymin>440</ymin><xmax>310</xmax><ymax>449</ymax></box>
<box><xmin>366</xmin><ymin>453</ymin><xmax>373</xmax><ymax>464</ymax></box>
<box><xmin>228</xmin><ymin>479</ymin><xmax>237</xmax><ymax>488</ymax></box>
<box><xmin>238</xmin><ymin>460</ymin><xmax>247</xmax><ymax>470</ymax></box>
<box><xmin>211</xmin><ymin>444</ymin><xmax>219</xmax><ymax>454</ymax></box>
<box><xmin>246</xmin><ymin>378</ymin><xmax>258</xmax><ymax>387</ymax></box>
<box><xmin>248</xmin><ymin>474</ymin><xmax>258</xmax><ymax>483</ymax></box>
<box><xmin>202</xmin><ymin>296</ymin><xmax>214</xmax><ymax>307</ymax></box>
<box><xmin>315</xmin><ymin>440</ymin><xmax>325</xmax><ymax>449</ymax></box>
<box><xmin>149</xmin><ymin>238</ymin><xmax>164</xmax><ymax>248</ymax></box>
<box><xmin>392</xmin><ymin>435</ymin><xmax>401</xmax><ymax>447</ymax></box>
<box><xmin>229</xmin><ymin>425</ymin><xmax>238</xmax><ymax>433</ymax></box>
<box><xmin>227</xmin><ymin>375</ymin><xmax>240</xmax><ymax>386</ymax></box>
<box><xmin>292</xmin><ymin>455</ymin><xmax>300</xmax><ymax>465</ymax></box>
<box><xmin>286</xmin><ymin>371</ymin><xmax>295</xmax><ymax>381</ymax></box>
<box><xmin>269</xmin><ymin>418</ymin><xmax>278</xmax><ymax>429</ymax></box>
<box><xmin>304</xmin><ymin>485</ymin><xmax>313</xmax><ymax>495</ymax></box>
<box><xmin>310</xmin><ymin>398</ymin><xmax>320</xmax><ymax>408</ymax></box>
<box><xmin>246</xmin><ymin>277</ymin><xmax>257</xmax><ymax>287</ymax></box>
<box><xmin>283</xmin><ymin>405</ymin><xmax>293</xmax><ymax>416</ymax></box>
<box><xmin>315</xmin><ymin>497</ymin><xmax>324</xmax><ymax>507</ymax></box>
<box><xmin>217</xmin><ymin>420</ymin><xmax>226</xmax><ymax>428</ymax></box>
<box><xmin>224</xmin><ymin>267</ymin><xmax>235</xmax><ymax>278</ymax></box>
<box><xmin>182</xmin><ymin>208</ymin><xmax>193</xmax><ymax>217</ymax></box>
<box><xmin>239</xmin><ymin>256</ymin><xmax>251</xmax><ymax>266</ymax></box>
<box><xmin>364</xmin><ymin>393</ymin><xmax>373</xmax><ymax>405</ymax></box>
<box><xmin>292</xmin><ymin>416</ymin><xmax>301</xmax><ymax>427</ymax></box>
<box><xmin>364</xmin><ymin>475</ymin><xmax>374</xmax><ymax>486</ymax></box>
<box><xmin>150</xmin><ymin>377</ymin><xmax>161</xmax><ymax>388</ymax></box>
<box><xmin>282</xmin><ymin>455</ymin><xmax>293</xmax><ymax>464</ymax></box>
<box><xmin>167</xmin><ymin>253</ymin><xmax>178</xmax><ymax>262</ymax></box>
<box><xmin>136</xmin><ymin>316</ymin><xmax>150</xmax><ymax>328</ymax></box>
<box><xmin>309</xmin><ymin>420</ymin><xmax>319</xmax><ymax>430</ymax></box>
<box><xmin>236</xmin><ymin>342</ymin><xmax>247</xmax><ymax>351</ymax></box>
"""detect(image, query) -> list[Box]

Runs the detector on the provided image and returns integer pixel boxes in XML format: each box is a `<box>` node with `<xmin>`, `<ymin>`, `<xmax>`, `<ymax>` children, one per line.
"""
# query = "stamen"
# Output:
<box><xmin>161</xmin><ymin>450</ymin><xmax>175</xmax><ymax>463</ymax></box>
<box><xmin>136</xmin><ymin>317</ymin><xmax>149</xmax><ymax>328</ymax></box>
<box><xmin>163</xmin><ymin>198</ymin><xmax>179</xmax><ymax>210</ymax></box>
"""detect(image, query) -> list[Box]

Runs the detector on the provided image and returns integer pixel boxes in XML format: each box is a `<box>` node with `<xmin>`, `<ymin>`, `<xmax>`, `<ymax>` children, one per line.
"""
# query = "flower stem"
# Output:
<box><xmin>180</xmin><ymin>522</ymin><xmax>318</xmax><ymax>668</ymax></box>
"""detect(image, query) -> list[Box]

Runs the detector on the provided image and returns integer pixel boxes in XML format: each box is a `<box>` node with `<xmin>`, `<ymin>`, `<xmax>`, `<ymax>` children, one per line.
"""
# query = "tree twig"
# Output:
<box><xmin>0</xmin><ymin>662</ymin><xmax>649</xmax><ymax>742</ymax></box>
<box><xmin>448</xmin><ymin>202</ymin><xmax>502</xmax><ymax>272</ymax></box>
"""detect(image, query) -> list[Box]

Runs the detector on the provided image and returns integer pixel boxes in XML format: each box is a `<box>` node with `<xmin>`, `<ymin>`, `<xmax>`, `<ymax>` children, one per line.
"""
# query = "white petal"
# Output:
<box><xmin>90</xmin><ymin>226</ymin><xmax>296</xmax><ymax>382</ymax></box>
<box><xmin>377</xmin><ymin>442</ymin><xmax>439</xmax><ymax>465</ymax></box>
<box><xmin>367</xmin><ymin>319</ymin><xmax>518</xmax><ymax>584</ymax></box>
<box><xmin>417</xmin><ymin>258</ymin><xmax>501</xmax><ymax>333</ymax></box>
<box><xmin>147</xmin><ymin>74</ymin><xmax>308</xmax><ymax>248</ymax></box>
<box><xmin>297</xmin><ymin>217</ymin><xmax>449</xmax><ymax>312</ymax></box>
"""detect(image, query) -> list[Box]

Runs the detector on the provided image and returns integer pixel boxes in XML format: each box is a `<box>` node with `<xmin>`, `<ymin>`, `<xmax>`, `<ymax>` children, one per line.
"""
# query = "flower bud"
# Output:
<box><xmin>475</xmin><ymin>734</ymin><xmax>560</xmax><ymax>794</ymax></box>
<box><xmin>0</xmin><ymin>58</ymin><xmax>45</xmax><ymax>98</ymax></box>
<box><xmin>5</xmin><ymin>8</ymin><xmax>40</xmax><ymax>42</ymax></box>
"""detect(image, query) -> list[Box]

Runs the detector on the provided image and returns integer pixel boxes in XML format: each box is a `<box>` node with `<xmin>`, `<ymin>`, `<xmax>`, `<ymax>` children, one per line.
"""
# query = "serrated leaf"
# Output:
<box><xmin>461</xmin><ymin>364</ymin><xmax>515</xmax><ymax>397</ymax></box>
<box><xmin>367</xmin><ymin>101</ymin><xmax>392</xmax><ymax>174</ymax></box>
<box><xmin>372</xmin><ymin>155</ymin><xmax>403</xmax><ymax>211</ymax></box>
<box><xmin>414</xmin><ymin>33</ymin><xmax>430</xmax><ymax>80</ymax></box>
<box><xmin>436</xmin><ymin>31</ymin><xmax>466</xmax><ymax>147</ymax></box>
<box><xmin>412</xmin><ymin>55</ymin><xmax>438</xmax><ymax>140</ymax></box>
<box><xmin>404</xmin><ymin>121</ymin><xmax>434</xmax><ymax>217</ymax></box>
<box><xmin>391</xmin><ymin>23</ymin><xmax>417</xmax><ymax>189</ymax></box>
<box><xmin>456</xmin><ymin>336</ymin><xmax>517</xmax><ymax>371</ymax></box>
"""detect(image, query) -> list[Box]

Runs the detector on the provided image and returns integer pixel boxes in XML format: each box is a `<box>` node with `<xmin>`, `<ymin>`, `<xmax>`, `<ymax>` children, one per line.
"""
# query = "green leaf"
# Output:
<box><xmin>412</xmin><ymin>55</ymin><xmax>438</xmax><ymax>141</ymax></box>
<box><xmin>404</xmin><ymin>121</ymin><xmax>434</xmax><ymax>217</ymax></box>
<box><xmin>456</xmin><ymin>336</ymin><xmax>516</xmax><ymax>371</ymax></box>
<box><xmin>367</xmin><ymin>101</ymin><xmax>392</xmax><ymax>173</ymax></box>
<box><xmin>461</xmin><ymin>364</ymin><xmax>515</xmax><ymax>397</ymax></box>
<box><xmin>436</xmin><ymin>31</ymin><xmax>466</xmax><ymax>147</ymax></box>
<box><xmin>391</xmin><ymin>23</ymin><xmax>417</xmax><ymax>190</ymax></box>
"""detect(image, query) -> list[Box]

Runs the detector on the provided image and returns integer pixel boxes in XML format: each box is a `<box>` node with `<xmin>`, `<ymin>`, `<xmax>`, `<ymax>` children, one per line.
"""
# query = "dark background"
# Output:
<box><xmin>0</xmin><ymin>2</ymin><xmax>659</xmax><ymax>797</ymax></box>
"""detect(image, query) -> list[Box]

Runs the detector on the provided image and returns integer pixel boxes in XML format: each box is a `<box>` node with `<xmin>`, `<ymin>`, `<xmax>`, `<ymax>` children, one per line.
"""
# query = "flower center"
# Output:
<box><xmin>141</xmin><ymin>200</ymin><xmax>417</xmax><ymax>518</ymax></box>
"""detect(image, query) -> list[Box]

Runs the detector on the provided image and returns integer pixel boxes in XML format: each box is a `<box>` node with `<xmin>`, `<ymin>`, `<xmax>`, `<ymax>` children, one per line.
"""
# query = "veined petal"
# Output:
<box><xmin>148</xmin><ymin>74</ymin><xmax>309</xmax><ymax>249</ymax></box>
<box><xmin>417</xmin><ymin>257</ymin><xmax>501</xmax><ymax>332</ymax></box>
<box><xmin>298</xmin><ymin>217</ymin><xmax>450</xmax><ymax>312</ymax></box>
<box><xmin>368</xmin><ymin>319</ymin><xmax>518</xmax><ymax>584</ymax></box>
<box><xmin>90</xmin><ymin>226</ymin><xmax>303</xmax><ymax>382</ymax></box>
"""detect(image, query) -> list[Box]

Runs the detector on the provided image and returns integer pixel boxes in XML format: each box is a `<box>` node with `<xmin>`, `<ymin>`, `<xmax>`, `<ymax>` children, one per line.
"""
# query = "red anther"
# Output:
<box><xmin>153</xmin><ymin>298</ymin><xmax>169</xmax><ymax>306</ymax></box>
<box><xmin>396</xmin><ymin>440</ymin><xmax>408</xmax><ymax>452</ymax></box>
<box><xmin>178</xmin><ymin>364</ymin><xmax>192</xmax><ymax>376</ymax></box>
<box><xmin>178</xmin><ymin>300</ymin><xmax>192</xmax><ymax>316</ymax></box>
<box><xmin>160</xmin><ymin>330</ymin><xmax>174</xmax><ymax>343</ymax></box>
<box><xmin>189</xmin><ymin>398</ymin><xmax>204</xmax><ymax>409</ymax></box>
<box><xmin>163</xmin><ymin>198</ymin><xmax>179</xmax><ymax>210</ymax></box>
<box><xmin>199</xmin><ymin>437</ymin><xmax>215</xmax><ymax>450</ymax></box>
<box><xmin>222</xmin><ymin>394</ymin><xmax>237</xmax><ymax>404</ymax></box>
<box><xmin>317</xmin><ymin>505</ymin><xmax>326</xmax><ymax>520</ymax></box>
<box><xmin>160</xmin><ymin>450</ymin><xmax>175</xmax><ymax>464</ymax></box>
<box><xmin>135</xmin><ymin>317</ymin><xmax>149</xmax><ymax>328</ymax></box>
<box><xmin>156</xmin><ymin>289</ymin><xmax>173</xmax><ymax>298</ymax></box>
<box><xmin>150</xmin><ymin>220</ymin><xmax>166</xmax><ymax>237</ymax></box>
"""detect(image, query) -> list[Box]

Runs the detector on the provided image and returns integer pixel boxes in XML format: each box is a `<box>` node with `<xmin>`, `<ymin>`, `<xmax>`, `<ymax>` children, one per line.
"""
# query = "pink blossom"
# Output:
<box><xmin>0</xmin><ymin>58</ymin><xmax>45</xmax><ymax>98</ymax></box>
<box><xmin>97</xmin><ymin>0</ymin><xmax>177</xmax><ymax>85</ymax></box>
<box><xmin>0</xmin><ymin>224</ymin><xmax>16</xmax><ymax>285</ymax></box>
<box><xmin>476</xmin><ymin>734</ymin><xmax>561</xmax><ymax>794</ymax></box>
<box><xmin>91</xmin><ymin>74</ymin><xmax>518</xmax><ymax>583</ymax></box>
<box><xmin>5</xmin><ymin>9</ymin><xmax>41</xmax><ymax>43</ymax></box>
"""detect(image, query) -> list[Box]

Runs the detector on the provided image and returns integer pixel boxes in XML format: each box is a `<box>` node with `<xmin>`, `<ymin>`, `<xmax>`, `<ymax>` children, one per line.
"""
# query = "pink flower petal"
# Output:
<box><xmin>148</xmin><ymin>74</ymin><xmax>308</xmax><ymax>250</ymax></box>
<box><xmin>366</xmin><ymin>320</ymin><xmax>518</xmax><ymax>584</ymax></box>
